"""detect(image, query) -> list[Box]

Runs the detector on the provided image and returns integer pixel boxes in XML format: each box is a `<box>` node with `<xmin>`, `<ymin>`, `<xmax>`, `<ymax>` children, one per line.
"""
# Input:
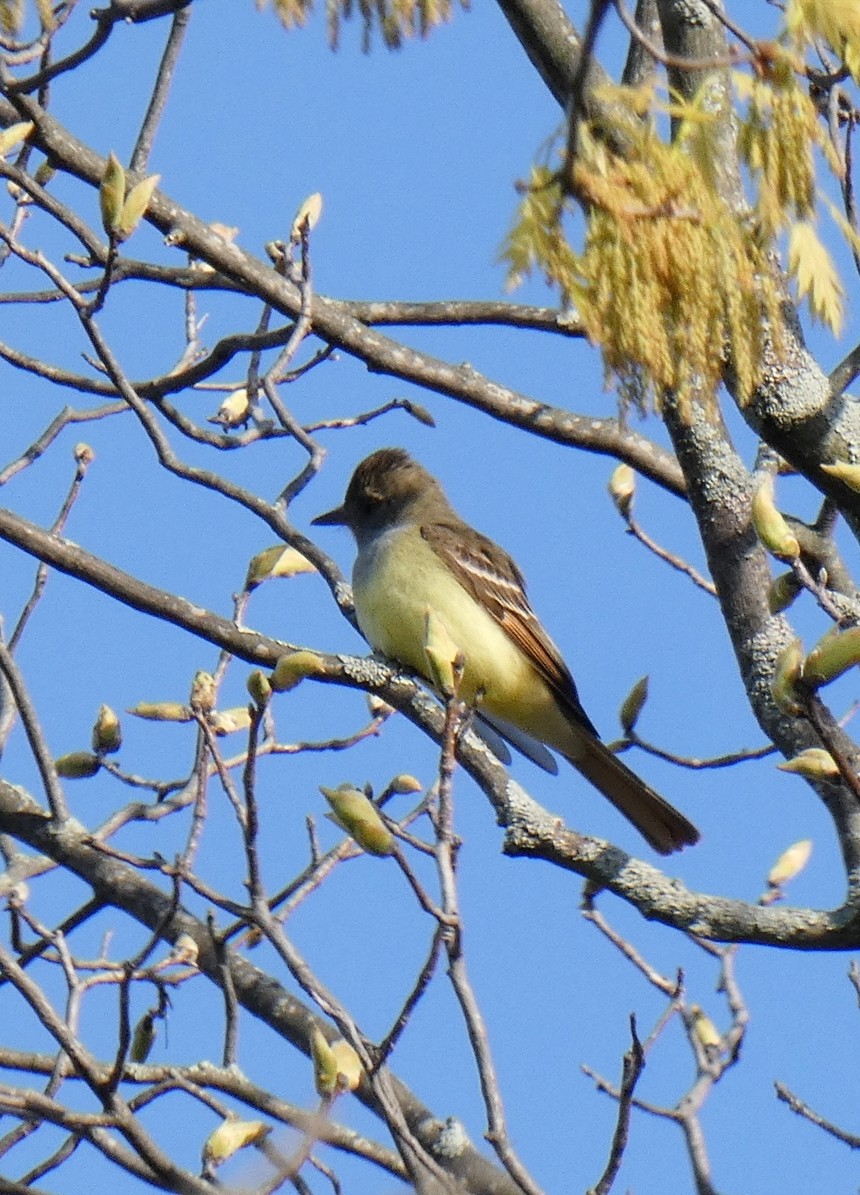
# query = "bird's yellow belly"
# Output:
<box><xmin>352</xmin><ymin>534</ymin><xmax>565</xmax><ymax>744</ymax></box>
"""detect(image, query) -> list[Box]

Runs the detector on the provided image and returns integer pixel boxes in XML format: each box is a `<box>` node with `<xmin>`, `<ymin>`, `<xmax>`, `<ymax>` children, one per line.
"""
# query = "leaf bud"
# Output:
<box><xmin>777</xmin><ymin>749</ymin><xmax>839</xmax><ymax>779</ymax></box>
<box><xmin>130</xmin><ymin>1011</ymin><xmax>156</xmax><ymax>1063</ymax></box>
<box><xmin>766</xmin><ymin>838</ymin><xmax>813</xmax><ymax>888</ymax></box>
<box><xmin>116</xmin><ymin>173</ymin><xmax>160</xmax><ymax>241</ymax></box>
<box><xmin>768</xmin><ymin>570</ymin><xmax>802</xmax><ymax>614</ymax></box>
<box><xmin>320</xmin><ymin>784</ymin><xmax>395</xmax><ymax>856</ymax></box>
<box><xmin>618</xmin><ymin>675</ymin><xmax>648</xmax><ymax>734</ymax></box>
<box><xmin>246</xmin><ymin>670</ymin><xmax>272</xmax><ymax>706</ymax></box>
<box><xmin>388</xmin><ymin>773</ymin><xmax>423</xmax><ymax>794</ymax></box>
<box><xmin>246</xmin><ymin>544</ymin><xmax>316</xmax><ymax>588</ymax></box>
<box><xmin>608</xmin><ymin>463</ymin><xmax>636</xmax><ymax>518</ymax></box>
<box><xmin>423</xmin><ymin>608</ymin><xmax>463</xmax><ymax>697</ymax></box>
<box><xmin>127</xmin><ymin>702</ymin><xmax>193</xmax><ymax>722</ymax></box>
<box><xmin>309</xmin><ymin>1024</ymin><xmax>340</xmax><ymax>1096</ymax></box>
<box><xmin>91</xmin><ymin>704</ymin><xmax>122</xmax><ymax>755</ymax></box>
<box><xmin>99</xmin><ymin>151</ymin><xmax>126</xmax><ymax>235</ymax></box>
<box><xmin>55</xmin><ymin>751</ymin><xmax>101</xmax><ymax>779</ymax></box>
<box><xmin>270</xmin><ymin>650</ymin><xmax>326</xmax><ymax>692</ymax></box>
<box><xmin>202</xmin><ymin>1118</ymin><xmax>270</xmax><ymax>1167</ymax></box>
<box><xmin>821</xmin><ymin>461</ymin><xmax>860</xmax><ymax>493</ymax></box>
<box><xmin>290</xmin><ymin>191</ymin><xmax>323</xmax><ymax>240</ymax></box>
<box><xmin>751</xmin><ymin>474</ymin><xmax>800</xmax><ymax>562</ymax></box>
<box><xmin>771</xmin><ymin>638</ymin><xmax>804</xmax><ymax>715</ymax></box>
<box><xmin>803</xmin><ymin>626</ymin><xmax>860</xmax><ymax>689</ymax></box>
<box><xmin>189</xmin><ymin>671</ymin><xmax>216</xmax><ymax>713</ymax></box>
<box><xmin>689</xmin><ymin>1004</ymin><xmax>722</xmax><ymax>1053</ymax></box>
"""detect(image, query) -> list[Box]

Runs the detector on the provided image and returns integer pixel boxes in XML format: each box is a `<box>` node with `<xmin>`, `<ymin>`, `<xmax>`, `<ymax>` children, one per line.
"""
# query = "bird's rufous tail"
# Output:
<box><xmin>566</xmin><ymin>738</ymin><xmax>699</xmax><ymax>855</ymax></box>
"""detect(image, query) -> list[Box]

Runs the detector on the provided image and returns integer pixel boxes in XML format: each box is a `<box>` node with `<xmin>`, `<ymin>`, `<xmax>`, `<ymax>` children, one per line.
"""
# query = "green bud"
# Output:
<box><xmin>246</xmin><ymin>670</ymin><xmax>272</xmax><ymax>706</ymax></box>
<box><xmin>91</xmin><ymin>704</ymin><xmax>122</xmax><ymax>755</ymax></box>
<box><xmin>689</xmin><ymin>1004</ymin><xmax>722</xmax><ymax>1052</ymax></box>
<box><xmin>55</xmin><ymin>751</ymin><xmax>101</xmax><ymax>779</ymax></box>
<box><xmin>778</xmin><ymin>749</ymin><xmax>839</xmax><ymax>779</ymax></box>
<box><xmin>768</xmin><ymin>571</ymin><xmax>802</xmax><ymax>615</ymax></box>
<box><xmin>320</xmin><ymin>784</ymin><xmax>395</xmax><ymax>856</ymax></box>
<box><xmin>608</xmin><ymin>463</ymin><xmax>636</xmax><ymax>518</ymax></box>
<box><xmin>767</xmin><ymin>838</ymin><xmax>813</xmax><ymax>888</ymax></box>
<box><xmin>309</xmin><ymin>1024</ymin><xmax>339</xmax><ymax>1096</ymax></box>
<box><xmin>208</xmin><ymin>388</ymin><xmax>251</xmax><ymax>432</ymax></box>
<box><xmin>423</xmin><ymin>608</ymin><xmax>463</xmax><ymax>696</ymax></box>
<box><xmin>116</xmin><ymin>173</ymin><xmax>160</xmax><ymax>241</ymax></box>
<box><xmin>127</xmin><ymin>702</ymin><xmax>193</xmax><ymax>723</ymax></box>
<box><xmin>619</xmin><ymin>675</ymin><xmax>648</xmax><ymax>734</ymax></box>
<box><xmin>202</xmin><ymin>1117</ymin><xmax>270</xmax><ymax>1167</ymax></box>
<box><xmin>189</xmin><ymin>671</ymin><xmax>216</xmax><ymax>712</ymax></box>
<box><xmin>130</xmin><ymin>1011</ymin><xmax>156</xmax><ymax>1063</ymax></box>
<box><xmin>99</xmin><ymin>152</ymin><xmax>126</xmax><ymax>235</ymax></box>
<box><xmin>290</xmin><ymin>191</ymin><xmax>323</xmax><ymax>240</ymax></box>
<box><xmin>388</xmin><ymin>773</ymin><xmax>423</xmax><ymax>794</ymax></box>
<box><xmin>751</xmin><ymin>475</ymin><xmax>800</xmax><ymax>562</ymax></box>
<box><xmin>771</xmin><ymin>638</ymin><xmax>804</xmax><ymax>716</ymax></box>
<box><xmin>246</xmin><ymin>544</ymin><xmax>316</xmax><ymax>588</ymax></box>
<box><xmin>803</xmin><ymin>626</ymin><xmax>860</xmax><ymax>689</ymax></box>
<box><xmin>0</xmin><ymin>121</ymin><xmax>34</xmax><ymax>158</ymax></box>
<box><xmin>270</xmin><ymin>650</ymin><xmax>325</xmax><ymax>692</ymax></box>
<box><xmin>821</xmin><ymin>461</ymin><xmax>860</xmax><ymax>493</ymax></box>
<box><xmin>209</xmin><ymin>706</ymin><xmax>252</xmax><ymax>736</ymax></box>
<box><xmin>33</xmin><ymin>160</ymin><xmax>55</xmax><ymax>187</ymax></box>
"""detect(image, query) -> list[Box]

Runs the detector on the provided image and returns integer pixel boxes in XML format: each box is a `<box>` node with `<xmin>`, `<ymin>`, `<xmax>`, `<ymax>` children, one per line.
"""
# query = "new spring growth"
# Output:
<box><xmin>128</xmin><ymin>702</ymin><xmax>192</xmax><ymax>723</ymax></box>
<box><xmin>771</xmin><ymin>637</ymin><xmax>804</xmax><ymax>715</ymax></box>
<box><xmin>803</xmin><ymin>625</ymin><xmax>860</xmax><ymax>688</ymax></box>
<box><xmin>208</xmin><ymin>388</ymin><xmax>251</xmax><ymax>431</ymax></box>
<box><xmin>202</xmin><ymin>1118</ymin><xmax>270</xmax><ymax>1168</ymax></box>
<box><xmin>387</xmin><ymin>773</ymin><xmax>423</xmax><ymax>794</ymax></box>
<box><xmin>767</xmin><ymin>839</ymin><xmax>813</xmax><ymax>889</ymax></box>
<box><xmin>92</xmin><ymin>704</ymin><xmax>122</xmax><ymax>755</ymax></box>
<box><xmin>130</xmin><ymin>1011</ymin><xmax>157</xmax><ymax>1063</ymax></box>
<box><xmin>0</xmin><ymin>121</ymin><xmax>34</xmax><ymax>158</ymax></box>
<box><xmin>619</xmin><ymin>676</ymin><xmax>648</xmax><ymax>735</ymax></box>
<box><xmin>320</xmin><ymin>784</ymin><xmax>395</xmax><ymax>856</ymax></box>
<box><xmin>99</xmin><ymin>152</ymin><xmax>160</xmax><ymax>242</ymax></box>
<box><xmin>309</xmin><ymin>1025</ymin><xmax>363</xmax><ymax>1096</ymax></box>
<box><xmin>208</xmin><ymin>707</ymin><xmax>252</xmax><ymax>736</ymax></box>
<box><xmin>270</xmin><ymin>650</ymin><xmax>326</xmax><ymax>692</ymax></box>
<box><xmin>751</xmin><ymin>474</ymin><xmax>800</xmax><ymax>562</ymax></box>
<box><xmin>54</xmin><ymin>751</ymin><xmax>100</xmax><ymax>779</ymax></box>
<box><xmin>290</xmin><ymin>191</ymin><xmax>323</xmax><ymax>242</ymax></box>
<box><xmin>608</xmin><ymin>463</ymin><xmax>636</xmax><ymax>519</ymax></box>
<box><xmin>778</xmin><ymin>749</ymin><xmax>839</xmax><ymax>779</ymax></box>
<box><xmin>423</xmin><ymin>609</ymin><xmax>464</xmax><ymax>697</ymax></box>
<box><xmin>689</xmin><ymin>1005</ymin><xmax>722</xmax><ymax>1054</ymax></box>
<box><xmin>246</xmin><ymin>545</ymin><xmax>316</xmax><ymax>588</ymax></box>
<box><xmin>821</xmin><ymin>461</ymin><xmax>860</xmax><ymax>493</ymax></box>
<box><xmin>768</xmin><ymin>571</ymin><xmax>802</xmax><ymax>614</ymax></box>
<box><xmin>246</xmin><ymin>670</ymin><xmax>272</xmax><ymax>706</ymax></box>
<box><xmin>189</xmin><ymin>671</ymin><xmax>216</xmax><ymax>713</ymax></box>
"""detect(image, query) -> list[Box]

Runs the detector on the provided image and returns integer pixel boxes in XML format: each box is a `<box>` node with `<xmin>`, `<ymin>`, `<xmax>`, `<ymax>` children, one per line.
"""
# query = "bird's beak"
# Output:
<box><xmin>311</xmin><ymin>504</ymin><xmax>348</xmax><ymax>527</ymax></box>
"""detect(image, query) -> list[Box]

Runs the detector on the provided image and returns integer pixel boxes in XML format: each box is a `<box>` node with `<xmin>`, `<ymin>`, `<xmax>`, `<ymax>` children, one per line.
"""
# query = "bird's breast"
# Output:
<box><xmin>351</xmin><ymin>529</ymin><xmax>553</xmax><ymax>721</ymax></box>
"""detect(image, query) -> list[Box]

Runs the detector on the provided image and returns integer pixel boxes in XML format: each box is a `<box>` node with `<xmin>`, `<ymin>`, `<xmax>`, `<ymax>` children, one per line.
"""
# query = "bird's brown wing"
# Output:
<box><xmin>420</xmin><ymin>520</ymin><xmax>599</xmax><ymax>737</ymax></box>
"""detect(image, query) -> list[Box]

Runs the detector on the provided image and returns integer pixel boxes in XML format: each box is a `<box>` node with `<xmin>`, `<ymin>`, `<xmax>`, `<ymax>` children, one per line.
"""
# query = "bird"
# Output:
<box><xmin>312</xmin><ymin>447</ymin><xmax>699</xmax><ymax>855</ymax></box>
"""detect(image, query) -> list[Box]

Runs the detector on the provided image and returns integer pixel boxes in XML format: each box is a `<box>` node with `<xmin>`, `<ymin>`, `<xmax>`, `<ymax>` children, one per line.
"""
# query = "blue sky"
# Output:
<box><xmin>1</xmin><ymin>2</ymin><xmax>859</xmax><ymax>1192</ymax></box>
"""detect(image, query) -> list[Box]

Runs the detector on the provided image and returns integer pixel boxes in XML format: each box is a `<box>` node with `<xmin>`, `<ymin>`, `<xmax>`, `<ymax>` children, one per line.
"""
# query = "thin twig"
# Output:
<box><xmin>130</xmin><ymin>3</ymin><xmax>190</xmax><ymax>173</ymax></box>
<box><xmin>588</xmin><ymin>1015</ymin><xmax>646</xmax><ymax>1195</ymax></box>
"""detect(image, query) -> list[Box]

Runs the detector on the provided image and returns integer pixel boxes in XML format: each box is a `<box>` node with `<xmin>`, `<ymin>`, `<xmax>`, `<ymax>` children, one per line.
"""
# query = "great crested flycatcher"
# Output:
<box><xmin>313</xmin><ymin>447</ymin><xmax>699</xmax><ymax>855</ymax></box>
